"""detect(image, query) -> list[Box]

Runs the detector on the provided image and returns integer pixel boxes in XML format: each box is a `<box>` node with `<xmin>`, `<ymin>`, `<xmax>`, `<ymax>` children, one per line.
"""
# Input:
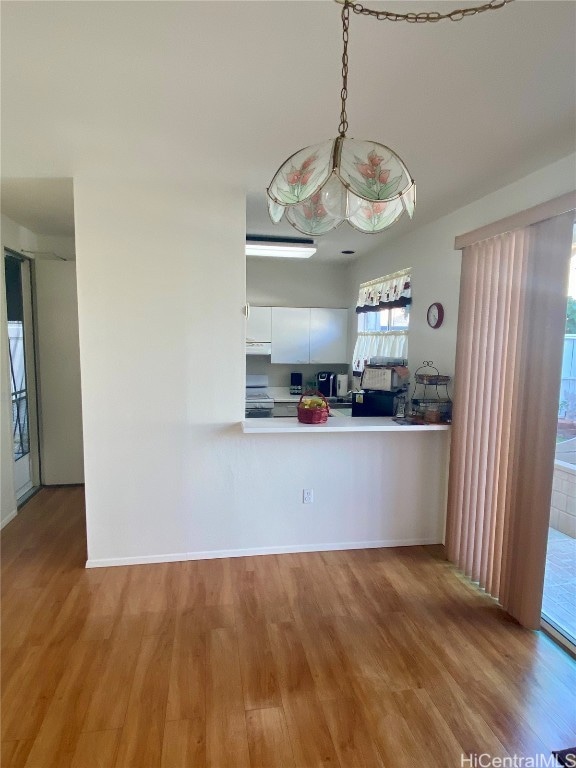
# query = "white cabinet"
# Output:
<box><xmin>310</xmin><ymin>308</ymin><xmax>348</xmax><ymax>364</ymax></box>
<box><xmin>246</xmin><ymin>306</ymin><xmax>272</xmax><ymax>342</ymax></box>
<box><xmin>271</xmin><ymin>308</ymin><xmax>310</xmax><ymax>364</ymax></box>
<box><xmin>271</xmin><ymin>307</ymin><xmax>348</xmax><ymax>364</ymax></box>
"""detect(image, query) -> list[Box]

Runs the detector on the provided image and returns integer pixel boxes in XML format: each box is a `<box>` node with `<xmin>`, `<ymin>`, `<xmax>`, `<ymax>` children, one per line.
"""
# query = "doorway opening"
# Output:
<box><xmin>4</xmin><ymin>250</ymin><xmax>40</xmax><ymax>504</ymax></box>
<box><xmin>543</xmin><ymin>223</ymin><xmax>576</xmax><ymax>650</ymax></box>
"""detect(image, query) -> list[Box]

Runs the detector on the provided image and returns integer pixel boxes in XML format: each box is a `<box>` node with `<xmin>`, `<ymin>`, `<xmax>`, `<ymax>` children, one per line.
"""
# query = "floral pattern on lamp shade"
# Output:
<box><xmin>348</xmin><ymin>195</ymin><xmax>405</xmax><ymax>234</ymax></box>
<box><xmin>286</xmin><ymin>192</ymin><xmax>343</xmax><ymax>235</ymax></box>
<box><xmin>267</xmin><ymin>141</ymin><xmax>334</xmax><ymax>206</ymax></box>
<box><xmin>339</xmin><ymin>141</ymin><xmax>406</xmax><ymax>202</ymax></box>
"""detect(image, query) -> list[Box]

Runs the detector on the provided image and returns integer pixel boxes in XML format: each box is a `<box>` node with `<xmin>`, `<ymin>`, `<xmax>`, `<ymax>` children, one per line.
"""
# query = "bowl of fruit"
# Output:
<box><xmin>297</xmin><ymin>391</ymin><xmax>330</xmax><ymax>424</ymax></box>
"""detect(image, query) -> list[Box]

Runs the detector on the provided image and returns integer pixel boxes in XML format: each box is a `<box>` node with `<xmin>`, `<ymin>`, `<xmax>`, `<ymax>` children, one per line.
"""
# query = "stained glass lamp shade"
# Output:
<box><xmin>267</xmin><ymin>136</ymin><xmax>415</xmax><ymax>235</ymax></box>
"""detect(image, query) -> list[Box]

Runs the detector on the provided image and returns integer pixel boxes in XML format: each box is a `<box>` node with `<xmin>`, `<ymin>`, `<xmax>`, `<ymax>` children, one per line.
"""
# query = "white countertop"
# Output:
<box><xmin>242</xmin><ymin>416</ymin><xmax>450</xmax><ymax>434</ymax></box>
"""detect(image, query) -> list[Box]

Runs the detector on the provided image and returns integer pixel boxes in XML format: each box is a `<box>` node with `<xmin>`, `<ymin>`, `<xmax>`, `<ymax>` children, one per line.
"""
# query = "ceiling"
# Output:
<box><xmin>1</xmin><ymin>1</ymin><xmax>575</xmax><ymax>263</ymax></box>
<box><xmin>1</xmin><ymin>179</ymin><xmax>74</xmax><ymax>237</ymax></box>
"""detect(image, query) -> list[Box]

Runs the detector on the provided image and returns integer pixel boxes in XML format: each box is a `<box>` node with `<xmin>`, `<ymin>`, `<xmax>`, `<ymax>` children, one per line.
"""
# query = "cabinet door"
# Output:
<box><xmin>246</xmin><ymin>306</ymin><xmax>272</xmax><ymax>342</ymax></box>
<box><xmin>309</xmin><ymin>308</ymin><xmax>348</xmax><ymax>364</ymax></box>
<box><xmin>271</xmin><ymin>307</ymin><xmax>310</xmax><ymax>364</ymax></box>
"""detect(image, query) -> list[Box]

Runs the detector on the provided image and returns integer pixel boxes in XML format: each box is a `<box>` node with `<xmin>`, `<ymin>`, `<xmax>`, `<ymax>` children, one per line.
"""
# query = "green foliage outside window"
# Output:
<box><xmin>566</xmin><ymin>297</ymin><xmax>576</xmax><ymax>334</ymax></box>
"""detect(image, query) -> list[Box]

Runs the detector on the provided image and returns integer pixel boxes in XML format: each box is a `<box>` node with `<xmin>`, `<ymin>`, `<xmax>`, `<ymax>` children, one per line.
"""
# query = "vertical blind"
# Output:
<box><xmin>446</xmin><ymin>211</ymin><xmax>575</xmax><ymax>629</ymax></box>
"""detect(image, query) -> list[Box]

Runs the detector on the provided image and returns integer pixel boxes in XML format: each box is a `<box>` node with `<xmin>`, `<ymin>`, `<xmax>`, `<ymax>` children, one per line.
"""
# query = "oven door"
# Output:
<box><xmin>245</xmin><ymin>406</ymin><xmax>273</xmax><ymax>418</ymax></box>
<box><xmin>245</xmin><ymin>394</ymin><xmax>274</xmax><ymax>418</ymax></box>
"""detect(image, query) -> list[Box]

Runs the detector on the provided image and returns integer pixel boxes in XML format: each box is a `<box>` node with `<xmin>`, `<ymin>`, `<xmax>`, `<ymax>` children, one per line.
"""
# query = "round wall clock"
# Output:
<box><xmin>427</xmin><ymin>302</ymin><xmax>444</xmax><ymax>329</ymax></box>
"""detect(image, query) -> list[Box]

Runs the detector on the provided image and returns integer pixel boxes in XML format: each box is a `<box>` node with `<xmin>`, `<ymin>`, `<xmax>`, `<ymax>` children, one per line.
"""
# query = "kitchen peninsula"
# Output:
<box><xmin>239</xmin><ymin>410</ymin><xmax>450</xmax><ymax>552</ymax></box>
<box><xmin>242</xmin><ymin>416</ymin><xmax>450</xmax><ymax>433</ymax></box>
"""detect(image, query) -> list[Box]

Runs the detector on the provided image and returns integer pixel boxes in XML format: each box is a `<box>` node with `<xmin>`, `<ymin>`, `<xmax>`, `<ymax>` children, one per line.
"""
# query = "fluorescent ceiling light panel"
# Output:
<box><xmin>245</xmin><ymin>242</ymin><xmax>316</xmax><ymax>258</ymax></box>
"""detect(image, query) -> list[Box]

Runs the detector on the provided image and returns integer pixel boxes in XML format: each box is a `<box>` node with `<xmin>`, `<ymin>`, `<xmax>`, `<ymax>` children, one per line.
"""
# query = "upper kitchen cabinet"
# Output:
<box><xmin>271</xmin><ymin>307</ymin><xmax>310</xmax><ymax>364</ymax></box>
<box><xmin>246</xmin><ymin>306</ymin><xmax>271</xmax><ymax>342</ymax></box>
<box><xmin>310</xmin><ymin>308</ymin><xmax>348</xmax><ymax>364</ymax></box>
<box><xmin>271</xmin><ymin>307</ymin><xmax>348</xmax><ymax>364</ymax></box>
<box><xmin>246</xmin><ymin>306</ymin><xmax>272</xmax><ymax>355</ymax></box>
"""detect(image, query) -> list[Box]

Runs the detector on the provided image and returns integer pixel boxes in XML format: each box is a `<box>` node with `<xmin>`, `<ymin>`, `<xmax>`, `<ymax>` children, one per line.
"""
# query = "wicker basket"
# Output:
<box><xmin>297</xmin><ymin>391</ymin><xmax>330</xmax><ymax>424</ymax></box>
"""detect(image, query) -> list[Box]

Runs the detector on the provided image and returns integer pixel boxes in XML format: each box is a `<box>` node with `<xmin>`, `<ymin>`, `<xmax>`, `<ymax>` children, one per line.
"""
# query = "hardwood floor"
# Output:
<box><xmin>2</xmin><ymin>487</ymin><xmax>575</xmax><ymax>767</ymax></box>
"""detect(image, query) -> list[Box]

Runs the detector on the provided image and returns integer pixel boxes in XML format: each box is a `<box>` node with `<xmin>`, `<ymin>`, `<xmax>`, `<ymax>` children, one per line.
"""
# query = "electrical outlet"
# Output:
<box><xmin>303</xmin><ymin>489</ymin><xmax>314</xmax><ymax>504</ymax></box>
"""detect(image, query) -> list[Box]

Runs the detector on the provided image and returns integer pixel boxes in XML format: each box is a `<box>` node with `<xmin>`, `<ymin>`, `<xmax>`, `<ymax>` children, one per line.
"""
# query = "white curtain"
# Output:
<box><xmin>353</xmin><ymin>331</ymin><xmax>408</xmax><ymax>373</ymax></box>
<box><xmin>356</xmin><ymin>269</ymin><xmax>411</xmax><ymax>312</ymax></box>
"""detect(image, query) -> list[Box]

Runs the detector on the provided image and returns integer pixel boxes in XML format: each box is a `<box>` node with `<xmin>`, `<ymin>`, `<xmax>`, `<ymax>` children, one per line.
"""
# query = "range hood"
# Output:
<box><xmin>246</xmin><ymin>341</ymin><xmax>272</xmax><ymax>356</ymax></box>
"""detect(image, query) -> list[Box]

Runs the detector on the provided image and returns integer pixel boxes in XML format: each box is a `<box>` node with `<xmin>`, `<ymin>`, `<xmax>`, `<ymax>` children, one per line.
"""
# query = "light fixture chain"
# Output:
<box><xmin>338</xmin><ymin>1</ymin><xmax>350</xmax><ymax>137</ymax></box>
<box><xmin>348</xmin><ymin>0</ymin><xmax>514</xmax><ymax>23</ymax></box>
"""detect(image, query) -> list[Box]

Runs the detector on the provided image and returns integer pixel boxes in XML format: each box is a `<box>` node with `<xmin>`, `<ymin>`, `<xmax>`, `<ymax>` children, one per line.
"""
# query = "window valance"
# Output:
<box><xmin>356</xmin><ymin>268</ymin><xmax>411</xmax><ymax>314</ymax></box>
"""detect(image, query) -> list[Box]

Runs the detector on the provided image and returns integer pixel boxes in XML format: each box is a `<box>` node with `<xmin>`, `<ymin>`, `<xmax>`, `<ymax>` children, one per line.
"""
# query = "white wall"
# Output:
<box><xmin>74</xmin><ymin>178</ymin><xmax>244</xmax><ymax>563</ymax></box>
<box><xmin>35</xmin><ymin>261</ymin><xmax>84</xmax><ymax>484</ymax></box>
<box><xmin>349</xmin><ymin>153</ymin><xmax>576</xmax><ymax>379</ymax></box>
<box><xmin>246</xmin><ymin>259</ymin><xmax>349</xmax><ymax>308</ymax></box>
<box><xmin>36</xmin><ymin>234</ymin><xmax>76</xmax><ymax>262</ymax></box>
<box><xmin>74</xmin><ymin>177</ymin><xmax>448</xmax><ymax>566</ymax></box>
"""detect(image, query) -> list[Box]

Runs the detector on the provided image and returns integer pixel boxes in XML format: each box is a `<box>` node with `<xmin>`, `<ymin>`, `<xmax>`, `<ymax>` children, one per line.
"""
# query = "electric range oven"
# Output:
<box><xmin>245</xmin><ymin>374</ymin><xmax>274</xmax><ymax>418</ymax></box>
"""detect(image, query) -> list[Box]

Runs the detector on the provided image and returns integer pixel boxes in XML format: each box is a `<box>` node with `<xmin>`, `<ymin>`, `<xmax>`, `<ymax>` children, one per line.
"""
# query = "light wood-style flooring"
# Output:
<box><xmin>2</xmin><ymin>487</ymin><xmax>575</xmax><ymax>767</ymax></box>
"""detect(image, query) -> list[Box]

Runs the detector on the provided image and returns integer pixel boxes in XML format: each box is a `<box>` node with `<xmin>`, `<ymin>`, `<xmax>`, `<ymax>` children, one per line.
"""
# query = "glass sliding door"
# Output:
<box><xmin>543</xmin><ymin>223</ymin><xmax>576</xmax><ymax>648</ymax></box>
<box><xmin>4</xmin><ymin>252</ymin><xmax>39</xmax><ymax>502</ymax></box>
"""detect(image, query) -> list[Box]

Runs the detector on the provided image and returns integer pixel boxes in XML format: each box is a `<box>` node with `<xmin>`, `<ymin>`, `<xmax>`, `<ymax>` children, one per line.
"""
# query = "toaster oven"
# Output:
<box><xmin>360</xmin><ymin>365</ymin><xmax>408</xmax><ymax>392</ymax></box>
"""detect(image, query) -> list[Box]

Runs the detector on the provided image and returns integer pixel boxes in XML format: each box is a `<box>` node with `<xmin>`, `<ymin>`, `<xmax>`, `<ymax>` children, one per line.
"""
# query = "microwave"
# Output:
<box><xmin>352</xmin><ymin>391</ymin><xmax>397</xmax><ymax>417</ymax></box>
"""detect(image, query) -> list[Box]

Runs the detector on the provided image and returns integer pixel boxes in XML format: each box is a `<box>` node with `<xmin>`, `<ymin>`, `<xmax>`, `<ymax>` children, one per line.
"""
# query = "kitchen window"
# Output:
<box><xmin>353</xmin><ymin>268</ymin><xmax>411</xmax><ymax>375</ymax></box>
<box><xmin>358</xmin><ymin>305</ymin><xmax>410</xmax><ymax>333</ymax></box>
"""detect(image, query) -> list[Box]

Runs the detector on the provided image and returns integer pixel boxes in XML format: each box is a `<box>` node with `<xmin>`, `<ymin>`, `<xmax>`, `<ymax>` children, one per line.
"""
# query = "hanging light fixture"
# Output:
<box><xmin>267</xmin><ymin>0</ymin><xmax>514</xmax><ymax>236</ymax></box>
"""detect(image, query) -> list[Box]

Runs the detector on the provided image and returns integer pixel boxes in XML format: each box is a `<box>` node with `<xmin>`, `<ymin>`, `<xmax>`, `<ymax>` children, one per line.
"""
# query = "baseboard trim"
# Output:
<box><xmin>85</xmin><ymin>537</ymin><xmax>441</xmax><ymax>568</ymax></box>
<box><xmin>86</xmin><ymin>552</ymin><xmax>190</xmax><ymax>568</ymax></box>
<box><xmin>17</xmin><ymin>486</ymin><xmax>41</xmax><ymax>510</ymax></box>
<box><xmin>0</xmin><ymin>509</ymin><xmax>18</xmax><ymax>530</ymax></box>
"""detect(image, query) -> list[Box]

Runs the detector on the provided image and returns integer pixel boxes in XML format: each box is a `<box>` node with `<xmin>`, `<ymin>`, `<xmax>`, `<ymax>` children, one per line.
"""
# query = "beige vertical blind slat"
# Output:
<box><xmin>461</xmin><ymin>252</ymin><xmax>483</xmax><ymax>575</ymax></box>
<box><xmin>464</xmin><ymin>250</ymin><xmax>484</xmax><ymax>576</ymax></box>
<box><xmin>445</xmin><ymin>270</ymin><xmax>468</xmax><ymax>563</ymax></box>
<box><xmin>472</xmin><ymin>244</ymin><xmax>495</xmax><ymax>583</ymax></box>
<box><xmin>477</xmin><ymin>240</ymin><xmax>500</xmax><ymax>587</ymax></box>
<box><xmin>495</xmin><ymin>232</ymin><xmax>527</xmax><ymax>602</ymax></box>
<box><xmin>447</xmin><ymin>252</ymin><xmax>477</xmax><ymax>569</ymax></box>
<box><xmin>484</xmin><ymin>236</ymin><xmax>513</xmax><ymax>594</ymax></box>
<box><xmin>499</xmin><ymin>229</ymin><xmax>530</xmax><ymax>609</ymax></box>
<box><xmin>446</xmin><ymin>211</ymin><xmax>575</xmax><ymax>629</ymax></box>
<box><xmin>447</xmin><ymin>250</ymin><xmax>480</xmax><ymax>567</ymax></box>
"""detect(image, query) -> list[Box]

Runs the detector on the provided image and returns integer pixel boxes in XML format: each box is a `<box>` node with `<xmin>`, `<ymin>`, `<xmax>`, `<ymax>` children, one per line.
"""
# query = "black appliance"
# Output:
<box><xmin>352</xmin><ymin>391</ymin><xmax>397</xmax><ymax>417</ymax></box>
<box><xmin>317</xmin><ymin>371</ymin><xmax>336</xmax><ymax>397</ymax></box>
<box><xmin>290</xmin><ymin>371</ymin><xmax>303</xmax><ymax>395</ymax></box>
